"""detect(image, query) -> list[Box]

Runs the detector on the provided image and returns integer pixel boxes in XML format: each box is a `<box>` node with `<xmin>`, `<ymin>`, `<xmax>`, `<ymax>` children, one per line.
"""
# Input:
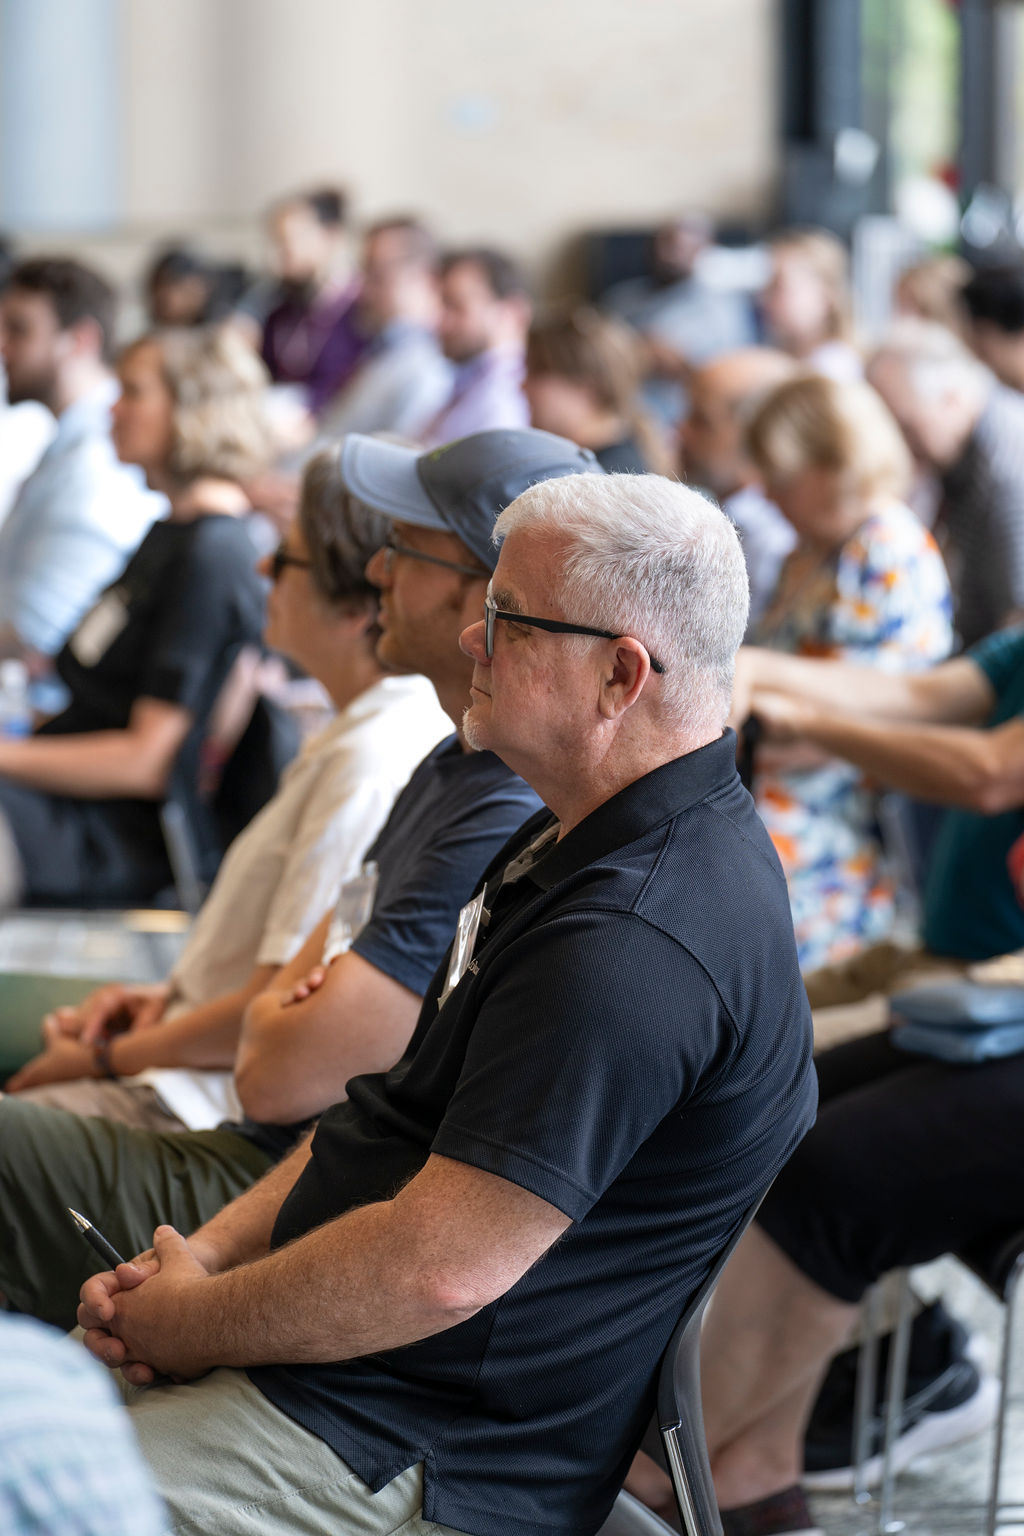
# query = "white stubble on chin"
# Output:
<box><xmin>461</xmin><ymin>704</ymin><xmax>486</xmax><ymax>753</ymax></box>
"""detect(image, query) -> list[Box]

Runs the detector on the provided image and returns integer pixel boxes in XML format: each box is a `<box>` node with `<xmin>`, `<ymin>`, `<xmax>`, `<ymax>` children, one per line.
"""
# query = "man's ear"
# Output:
<box><xmin>598</xmin><ymin>640</ymin><xmax>652</xmax><ymax>720</ymax></box>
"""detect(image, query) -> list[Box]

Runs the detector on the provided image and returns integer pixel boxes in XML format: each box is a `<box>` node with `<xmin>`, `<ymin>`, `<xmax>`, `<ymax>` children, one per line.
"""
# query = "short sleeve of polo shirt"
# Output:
<box><xmin>350</xmin><ymin>806</ymin><xmax>535</xmax><ymax>997</ymax></box>
<box><xmin>430</xmin><ymin>910</ymin><xmax>729</xmax><ymax>1220</ymax></box>
<box><xmin>968</xmin><ymin>625</ymin><xmax>1024</xmax><ymax>704</ymax></box>
<box><xmin>348</xmin><ymin>747</ymin><xmax>541</xmax><ymax>998</ymax></box>
<box><xmin>136</xmin><ymin>521</ymin><xmax>260</xmax><ymax>713</ymax></box>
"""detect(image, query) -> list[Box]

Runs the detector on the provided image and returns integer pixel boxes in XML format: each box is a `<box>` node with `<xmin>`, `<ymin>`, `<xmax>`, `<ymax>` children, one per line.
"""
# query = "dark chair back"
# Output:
<box><xmin>211</xmin><ymin>694</ymin><xmax>300</xmax><ymax>856</ymax></box>
<box><xmin>161</xmin><ymin>694</ymin><xmax>299</xmax><ymax>912</ymax></box>
<box><xmin>656</xmin><ymin>1196</ymin><xmax>766</xmax><ymax>1536</ymax></box>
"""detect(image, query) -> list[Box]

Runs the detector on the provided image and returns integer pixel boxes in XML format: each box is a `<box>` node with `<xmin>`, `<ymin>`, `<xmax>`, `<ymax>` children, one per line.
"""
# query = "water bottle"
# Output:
<box><xmin>0</xmin><ymin>659</ymin><xmax>32</xmax><ymax>738</ymax></box>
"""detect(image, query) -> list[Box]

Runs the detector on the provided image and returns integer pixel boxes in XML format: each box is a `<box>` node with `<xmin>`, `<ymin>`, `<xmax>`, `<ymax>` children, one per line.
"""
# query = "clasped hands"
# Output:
<box><xmin>77</xmin><ymin>1224</ymin><xmax>213</xmax><ymax>1384</ymax></box>
<box><xmin>5</xmin><ymin>982</ymin><xmax>169</xmax><ymax>1092</ymax></box>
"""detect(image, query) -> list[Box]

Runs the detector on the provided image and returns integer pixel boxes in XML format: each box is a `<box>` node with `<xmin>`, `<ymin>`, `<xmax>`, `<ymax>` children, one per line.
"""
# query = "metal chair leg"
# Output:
<box><xmin>853</xmin><ymin>1281</ymin><xmax>883</xmax><ymax>1506</ymax></box>
<box><xmin>986</xmin><ymin>1254</ymin><xmax>1024</xmax><ymax>1536</ymax></box>
<box><xmin>662</xmin><ymin>1426</ymin><xmax>707</xmax><ymax>1536</ymax></box>
<box><xmin>877</xmin><ymin>1270</ymin><xmax>913</xmax><ymax>1534</ymax></box>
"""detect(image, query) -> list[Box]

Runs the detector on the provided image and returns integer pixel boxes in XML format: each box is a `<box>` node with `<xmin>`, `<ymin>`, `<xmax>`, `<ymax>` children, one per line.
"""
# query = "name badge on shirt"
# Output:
<box><xmin>69</xmin><ymin>590</ymin><xmax>130</xmax><ymax>667</ymax></box>
<box><xmin>322</xmin><ymin>861</ymin><xmax>379</xmax><ymax>964</ymax></box>
<box><xmin>439</xmin><ymin>889</ymin><xmax>486</xmax><ymax>1008</ymax></box>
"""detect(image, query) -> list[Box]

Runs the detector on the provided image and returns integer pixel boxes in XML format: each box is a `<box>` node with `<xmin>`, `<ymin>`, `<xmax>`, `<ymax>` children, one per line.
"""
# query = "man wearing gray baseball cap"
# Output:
<box><xmin>341</xmin><ymin>427</ymin><xmax>603</xmax><ymax>571</ymax></box>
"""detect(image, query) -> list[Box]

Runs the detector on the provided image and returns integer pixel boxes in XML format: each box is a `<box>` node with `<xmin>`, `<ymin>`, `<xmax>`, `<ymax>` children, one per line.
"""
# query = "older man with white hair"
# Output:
<box><xmin>869</xmin><ymin>320</ymin><xmax>1024</xmax><ymax>647</ymax></box>
<box><xmin>77</xmin><ymin>466</ymin><xmax>816</xmax><ymax>1536</ymax></box>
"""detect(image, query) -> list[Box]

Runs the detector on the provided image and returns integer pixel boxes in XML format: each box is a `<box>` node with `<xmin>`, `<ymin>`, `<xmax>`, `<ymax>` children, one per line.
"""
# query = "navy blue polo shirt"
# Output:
<box><xmin>249</xmin><ymin>730</ymin><xmax>816</xmax><ymax>1536</ymax></box>
<box><xmin>232</xmin><ymin>734</ymin><xmax>542</xmax><ymax>1159</ymax></box>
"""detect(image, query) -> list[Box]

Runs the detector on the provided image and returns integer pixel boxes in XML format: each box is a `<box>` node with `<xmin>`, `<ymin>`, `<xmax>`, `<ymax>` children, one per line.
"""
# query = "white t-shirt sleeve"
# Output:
<box><xmin>255</xmin><ymin>765</ymin><xmax>401</xmax><ymax>968</ymax></box>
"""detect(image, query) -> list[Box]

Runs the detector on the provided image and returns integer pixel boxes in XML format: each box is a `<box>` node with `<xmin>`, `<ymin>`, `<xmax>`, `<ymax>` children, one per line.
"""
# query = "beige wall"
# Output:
<box><xmin>19</xmin><ymin>0</ymin><xmax>777</xmax><ymax>294</ymax></box>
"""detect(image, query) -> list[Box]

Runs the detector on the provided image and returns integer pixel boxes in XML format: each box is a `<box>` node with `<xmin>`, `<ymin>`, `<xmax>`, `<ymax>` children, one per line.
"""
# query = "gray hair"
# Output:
<box><xmin>870</xmin><ymin>318</ymin><xmax>991</xmax><ymax>404</ymax></box>
<box><xmin>493</xmin><ymin>473</ymin><xmax>749</xmax><ymax>727</ymax></box>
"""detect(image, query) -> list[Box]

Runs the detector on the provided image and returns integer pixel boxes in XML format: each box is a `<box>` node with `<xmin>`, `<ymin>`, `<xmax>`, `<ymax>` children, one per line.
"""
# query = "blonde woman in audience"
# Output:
<box><xmin>0</xmin><ymin>327</ymin><xmax>272</xmax><ymax>909</ymax></box>
<box><xmin>894</xmin><ymin>253</ymin><xmax>972</xmax><ymax>335</ymax></box>
<box><xmin>761</xmin><ymin>227</ymin><xmax>863</xmax><ymax>381</ymax></box>
<box><xmin>524</xmin><ymin>305</ymin><xmax>674</xmax><ymax>475</ymax></box>
<box><xmin>747</xmin><ymin>375</ymin><xmax>953</xmax><ymax>969</ymax></box>
<box><xmin>4</xmin><ymin>447</ymin><xmax>448</xmax><ymax>1133</ymax></box>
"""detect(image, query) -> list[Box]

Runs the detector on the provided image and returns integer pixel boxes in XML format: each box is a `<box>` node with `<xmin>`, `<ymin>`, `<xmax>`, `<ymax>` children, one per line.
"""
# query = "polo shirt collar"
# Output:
<box><xmin>524</xmin><ymin>728</ymin><xmax>739</xmax><ymax>892</ymax></box>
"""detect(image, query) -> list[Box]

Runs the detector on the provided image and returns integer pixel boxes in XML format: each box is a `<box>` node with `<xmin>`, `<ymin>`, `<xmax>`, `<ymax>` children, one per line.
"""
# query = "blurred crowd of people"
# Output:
<box><xmin>20</xmin><ymin>188</ymin><xmax>1019</xmax><ymax>969</ymax></box>
<box><xmin>6</xmin><ymin>185</ymin><xmax>1024</xmax><ymax>1017</ymax></box>
<box><xmin>3</xmin><ymin>186</ymin><xmax>1024</xmax><ymax>1536</ymax></box>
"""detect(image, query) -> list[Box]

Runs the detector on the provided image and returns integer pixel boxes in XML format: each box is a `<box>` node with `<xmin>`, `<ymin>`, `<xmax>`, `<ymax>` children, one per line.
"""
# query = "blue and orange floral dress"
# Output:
<box><xmin>753</xmin><ymin>501</ymin><xmax>953</xmax><ymax>971</ymax></box>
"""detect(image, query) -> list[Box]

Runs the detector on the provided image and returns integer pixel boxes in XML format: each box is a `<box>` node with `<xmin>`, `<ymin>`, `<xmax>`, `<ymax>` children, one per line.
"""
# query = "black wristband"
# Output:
<box><xmin>93</xmin><ymin>1037</ymin><xmax>120</xmax><ymax>1080</ymax></box>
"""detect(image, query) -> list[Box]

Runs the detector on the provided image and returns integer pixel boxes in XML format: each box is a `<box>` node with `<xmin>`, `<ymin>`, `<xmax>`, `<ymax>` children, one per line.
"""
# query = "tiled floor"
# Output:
<box><xmin>810</xmin><ymin>1259</ymin><xmax>1024</xmax><ymax>1536</ymax></box>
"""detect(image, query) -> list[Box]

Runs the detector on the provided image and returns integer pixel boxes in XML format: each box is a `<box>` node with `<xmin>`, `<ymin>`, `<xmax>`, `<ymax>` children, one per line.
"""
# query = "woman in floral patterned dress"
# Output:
<box><xmin>746</xmin><ymin>374</ymin><xmax>953</xmax><ymax>970</ymax></box>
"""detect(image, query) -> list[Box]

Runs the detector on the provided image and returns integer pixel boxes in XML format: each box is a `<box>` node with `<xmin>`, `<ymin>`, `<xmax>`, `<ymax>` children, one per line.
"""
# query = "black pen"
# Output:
<box><xmin>68</xmin><ymin>1207</ymin><xmax>127</xmax><ymax>1269</ymax></box>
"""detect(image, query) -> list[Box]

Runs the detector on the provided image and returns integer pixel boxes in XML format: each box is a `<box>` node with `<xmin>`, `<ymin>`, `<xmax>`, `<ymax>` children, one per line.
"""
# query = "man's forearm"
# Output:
<box><xmin>109</xmin><ymin>968</ymin><xmax>276</xmax><ymax>1075</ymax></box>
<box><xmin>181</xmin><ymin>1195</ymin><xmax>468</xmax><ymax>1371</ymax></box>
<box><xmin>743</xmin><ymin>649</ymin><xmax>922</xmax><ymax>719</ymax></box>
<box><xmin>235</xmin><ymin>950</ymin><xmax>421</xmax><ymax>1124</ymax></box>
<box><xmin>798</xmin><ymin>711</ymin><xmax>1024</xmax><ymax>812</ymax></box>
<box><xmin>0</xmin><ymin>730</ymin><xmax>163</xmax><ymax>798</ymax></box>
<box><xmin>741</xmin><ymin>649</ymin><xmax>995</xmax><ymax>728</ymax></box>
<box><xmin>187</xmin><ymin>1132</ymin><xmax>315</xmax><ymax>1273</ymax></box>
<box><xmin>102</xmin><ymin>1153</ymin><xmax>572</xmax><ymax>1381</ymax></box>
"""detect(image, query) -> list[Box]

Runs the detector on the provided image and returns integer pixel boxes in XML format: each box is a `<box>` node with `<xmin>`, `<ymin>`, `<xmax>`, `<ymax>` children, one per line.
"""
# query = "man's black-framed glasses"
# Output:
<box><xmin>269</xmin><ymin>543</ymin><xmax>314</xmax><ymax>582</ymax></box>
<box><xmin>483</xmin><ymin>594</ymin><xmax>665</xmax><ymax>673</ymax></box>
<box><xmin>382</xmin><ymin>530</ymin><xmax>488</xmax><ymax>579</ymax></box>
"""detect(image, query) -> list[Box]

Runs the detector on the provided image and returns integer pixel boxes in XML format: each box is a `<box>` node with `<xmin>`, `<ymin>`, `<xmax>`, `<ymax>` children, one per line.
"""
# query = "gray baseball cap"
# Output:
<box><xmin>339</xmin><ymin>429</ymin><xmax>604</xmax><ymax>572</ymax></box>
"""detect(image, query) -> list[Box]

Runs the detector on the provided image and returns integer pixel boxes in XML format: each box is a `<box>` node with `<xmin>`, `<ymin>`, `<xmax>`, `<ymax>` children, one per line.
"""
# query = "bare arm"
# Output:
<box><xmin>105</xmin><ymin>965</ymin><xmax>279</xmax><ymax>1074</ymax></box>
<box><xmin>82</xmin><ymin>1152</ymin><xmax>571</xmax><ymax>1378</ymax></box>
<box><xmin>734</xmin><ymin>649</ymin><xmax>995</xmax><ymax>729</ymax></box>
<box><xmin>235</xmin><ymin>945</ymin><xmax>422</xmax><ymax>1124</ymax></box>
<box><xmin>6</xmin><ymin>964</ymin><xmax>278</xmax><ymax>1090</ymax></box>
<box><xmin>252</xmin><ymin>911</ymin><xmax>331</xmax><ymax>995</ymax></box>
<box><xmin>0</xmin><ymin>696</ymin><xmax>191</xmax><ymax>799</ymax></box>
<box><xmin>754</xmin><ymin>691</ymin><xmax>1024</xmax><ymax>813</ymax></box>
<box><xmin>187</xmin><ymin>1131</ymin><xmax>316</xmax><ymax>1273</ymax></box>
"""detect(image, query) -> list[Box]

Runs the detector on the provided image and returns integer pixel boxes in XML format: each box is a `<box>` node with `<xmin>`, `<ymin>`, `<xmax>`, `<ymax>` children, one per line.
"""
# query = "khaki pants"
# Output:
<box><xmin>120</xmin><ymin>1366</ymin><xmax>470</xmax><ymax>1536</ymax></box>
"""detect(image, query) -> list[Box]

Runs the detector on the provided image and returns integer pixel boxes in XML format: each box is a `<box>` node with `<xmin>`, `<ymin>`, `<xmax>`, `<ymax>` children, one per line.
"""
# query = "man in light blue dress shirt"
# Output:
<box><xmin>421</xmin><ymin>248</ymin><xmax>531</xmax><ymax>447</ymax></box>
<box><xmin>0</xmin><ymin>1314</ymin><xmax>167</xmax><ymax>1535</ymax></box>
<box><xmin>317</xmin><ymin>218</ymin><xmax>453</xmax><ymax>442</ymax></box>
<box><xmin>0</xmin><ymin>259</ymin><xmax>161</xmax><ymax>662</ymax></box>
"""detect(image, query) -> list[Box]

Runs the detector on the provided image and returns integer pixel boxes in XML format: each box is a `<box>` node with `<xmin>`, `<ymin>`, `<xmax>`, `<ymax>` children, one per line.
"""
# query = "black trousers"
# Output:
<box><xmin>0</xmin><ymin>775</ymin><xmax>171</xmax><ymax>905</ymax></box>
<box><xmin>757</xmin><ymin>1031</ymin><xmax>1024</xmax><ymax>1302</ymax></box>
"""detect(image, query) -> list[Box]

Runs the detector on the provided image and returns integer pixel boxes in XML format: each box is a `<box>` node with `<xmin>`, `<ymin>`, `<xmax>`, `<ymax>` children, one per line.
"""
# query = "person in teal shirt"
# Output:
<box><xmin>921</xmin><ymin>626</ymin><xmax>1024</xmax><ymax>957</ymax></box>
<box><xmin>733</xmin><ymin>625</ymin><xmax>1024</xmax><ymax>997</ymax></box>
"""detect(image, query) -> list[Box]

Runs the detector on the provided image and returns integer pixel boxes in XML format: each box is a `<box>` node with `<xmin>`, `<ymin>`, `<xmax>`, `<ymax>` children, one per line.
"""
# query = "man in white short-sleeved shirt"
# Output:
<box><xmin>137</xmin><ymin>672</ymin><xmax>449</xmax><ymax>1128</ymax></box>
<box><xmin>4</xmin><ymin>672</ymin><xmax>449</xmax><ymax>1132</ymax></box>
